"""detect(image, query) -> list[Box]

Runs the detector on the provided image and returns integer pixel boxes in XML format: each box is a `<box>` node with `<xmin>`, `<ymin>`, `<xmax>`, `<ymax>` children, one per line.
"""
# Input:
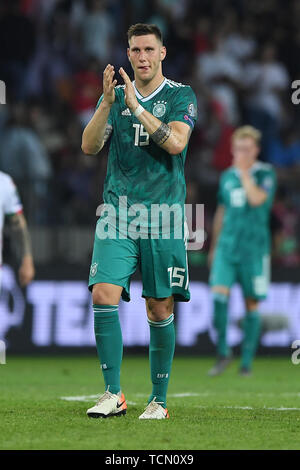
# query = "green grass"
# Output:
<box><xmin>0</xmin><ymin>355</ymin><xmax>299</xmax><ymax>450</ymax></box>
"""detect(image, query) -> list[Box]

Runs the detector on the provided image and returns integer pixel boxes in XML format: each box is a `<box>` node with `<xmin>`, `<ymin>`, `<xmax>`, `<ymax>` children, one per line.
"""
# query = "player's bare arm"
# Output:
<box><xmin>239</xmin><ymin>170</ymin><xmax>268</xmax><ymax>206</ymax></box>
<box><xmin>119</xmin><ymin>67</ymin><xmax>192</xmax><ymax>155</ymax></box>
<box><xmin>81</xmin><ymin>64</ymin><xmax>116</xmax><ymax>155</ymax></box>
<box><xmin>9</xmin><ymin>212</ymin><xmax>35</xmax><ymax>286</ymax></box>
<box><xmin>208</xmin><ymin>205</ymin><xmax>225</xmax><ymax>267</ymax></box>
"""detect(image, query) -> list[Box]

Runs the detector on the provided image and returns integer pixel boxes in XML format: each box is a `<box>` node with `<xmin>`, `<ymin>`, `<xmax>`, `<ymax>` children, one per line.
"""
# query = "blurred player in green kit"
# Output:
<box><xmin>81</xmin><ymin>24</ymin><xmax>197</xmax><ymax>418</ymax></box>
<box><xmin>208</xmin><ymin>126</ymin><xmax>276</xmax><ymax>376</ymax></box>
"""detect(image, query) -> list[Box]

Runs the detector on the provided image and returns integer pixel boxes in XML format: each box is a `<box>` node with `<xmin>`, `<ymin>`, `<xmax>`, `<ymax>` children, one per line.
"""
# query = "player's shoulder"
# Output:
<box><xmin>220</xmin><ymin>166</ymin><xmax>236</xmax><ymax>180</ymax></box>
<box><xmin>165</xmin><ymin>78</ymin><xmax>190</xmax><ymax>89</ymax></box>
<box><xmin>253</xmin><ymin>161</ymin><xmax>276</xmax><ymax>177</ymax></box>
<box><xmin>0</xmin><ymin>171</ymin><xmax>14</xmax><ymax>187</ymax></box>
<box><xmin>165</xmin><ymin>78</ymin><xmax>195</xmax><ymax>96</ymax></box>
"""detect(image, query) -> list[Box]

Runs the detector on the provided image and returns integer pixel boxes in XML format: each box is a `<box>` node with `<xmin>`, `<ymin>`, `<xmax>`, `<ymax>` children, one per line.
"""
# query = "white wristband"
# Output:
<box><xmin>133</xmin><ymin>104</ymin><xmax>145</xmax><ymax>118</ymax></box>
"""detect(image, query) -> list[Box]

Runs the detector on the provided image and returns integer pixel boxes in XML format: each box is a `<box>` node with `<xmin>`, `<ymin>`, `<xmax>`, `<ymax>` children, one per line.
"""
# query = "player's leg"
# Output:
<box><xmin>138</xmin><ymin>296</ymin><xmax>174</xmax><ymax>419</ymax></box>
<box><xmin>138</xmin><ymin>234</ymin><xmax>188</xmax><ymax>419</ymax></box>
<box><xmin>207</xmin><ymin>286</ymin><xmax>233</xmax><ymax>376</ymax></box>
<box><xmin>239</xmin><ymin>297</ymin><xmax>261</xmax><ymax>376</ymax></box>
<box><xmin>87</xmin><ymin>223</ymin><xmax>138</xmax><ymax>418</ymax></box>
<box><xmin>92</xmin><ymin>283</ymin><xmax>123</xmax><ymax>395</ymax></box>
<box><xmin>238</xmin><ymin>255</ymin><xmax>270</xmax><ymax>375</ymax></box>
<box><xmin>87</xmin><ymin>283</ymin><xmax>126</xmax><ymax>417</ymax></box>
<box><xmin>208</xmin><ymin>248</ymin><xmax>236</xmax><ymax>375</ymax></box>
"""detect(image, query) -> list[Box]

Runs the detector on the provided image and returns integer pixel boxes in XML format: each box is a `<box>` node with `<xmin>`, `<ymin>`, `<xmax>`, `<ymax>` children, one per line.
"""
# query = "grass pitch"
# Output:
<box><xmin>0</xmin><ymin>355</ymin><xmax>299</xmax><ymax>450</ymax></box>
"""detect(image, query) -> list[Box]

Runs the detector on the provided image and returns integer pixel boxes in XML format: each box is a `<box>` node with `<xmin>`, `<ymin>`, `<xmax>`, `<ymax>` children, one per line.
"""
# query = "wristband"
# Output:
<box><xmin>133</xmin><ymin>104</ymin><xmax>145</xmax><ymax>118</ymax></box>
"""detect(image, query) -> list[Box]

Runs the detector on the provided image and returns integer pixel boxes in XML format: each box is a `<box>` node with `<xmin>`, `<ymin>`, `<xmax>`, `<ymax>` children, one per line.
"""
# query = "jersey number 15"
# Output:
<box><xmin>133</xmin><ymin>124</ymin><xmax>150</xmax><ymax>147</ymax></box>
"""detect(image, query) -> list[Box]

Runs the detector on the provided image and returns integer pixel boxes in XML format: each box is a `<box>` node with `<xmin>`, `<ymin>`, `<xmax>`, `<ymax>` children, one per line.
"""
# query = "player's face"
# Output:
<box><xmin>127</xmin><ymin>34</ymin><xmax>166</xmax><ymax>83</ymax></box>
<box><xmin>232</xmin><ymin>137</ymin><xmax>260</xmax><ymax>170</ymax></box>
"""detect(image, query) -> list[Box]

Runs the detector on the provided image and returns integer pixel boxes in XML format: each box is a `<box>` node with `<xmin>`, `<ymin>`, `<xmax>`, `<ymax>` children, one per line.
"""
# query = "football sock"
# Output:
<box><xmin>213</xmin><ymin>292</ymin><xmax>230</xmax><ymax>357</ymax></box>
<box><xmin>241</xmin><ymin>310</ymin><xmax>261</xmax><ymax>370</ymax></box>
<box><xmin>93</xmin><ymin>304</ymin><xmax>122</xmax><ymax>395</ymax></box>
<box><xmin>148</xmin><ymin>313</ymin><xmax>175</xmax><ymax>409</ymax></box>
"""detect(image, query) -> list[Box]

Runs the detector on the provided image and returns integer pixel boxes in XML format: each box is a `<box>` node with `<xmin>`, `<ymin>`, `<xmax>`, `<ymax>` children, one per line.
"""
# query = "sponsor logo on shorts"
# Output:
<box><xmin>90</xmin><ymin>262</ymin><xmax>98</xmax><ymax>277</ymax></box>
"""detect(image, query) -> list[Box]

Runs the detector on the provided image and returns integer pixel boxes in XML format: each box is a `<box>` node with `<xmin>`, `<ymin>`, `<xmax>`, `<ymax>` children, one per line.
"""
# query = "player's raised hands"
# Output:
<box><xmin>103</xmin><ymin>64</ymin><xmax>117</xmax><ymax>105</ymax></box>
<box><xmin>119</xmin><ymin>67</ymin><xmax>139</xmax><ymax>111</ymax></box>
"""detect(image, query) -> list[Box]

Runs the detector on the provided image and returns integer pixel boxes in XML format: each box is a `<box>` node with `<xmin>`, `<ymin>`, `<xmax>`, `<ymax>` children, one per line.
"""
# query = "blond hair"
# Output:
<box><xmin>127</xmin><ymin>24</ymin><xmax>163</xmax><ymax>44</ymax></box>
<box><xmin>232</xmin><ymin>125</ymin><xmax>261</xmax><ymax>145</ymax></box>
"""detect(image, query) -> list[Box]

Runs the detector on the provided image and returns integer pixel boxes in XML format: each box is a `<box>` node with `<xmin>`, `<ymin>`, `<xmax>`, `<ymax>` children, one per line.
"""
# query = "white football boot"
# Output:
<box><xmin>139</xmin><ymin>397</ymin><xmax>169</xmax><ymax>420</ymax></box>
<box><xmin>87</xmin><ymin>390</ymin><xmax>127</xmax><ymax>418</ymax></box>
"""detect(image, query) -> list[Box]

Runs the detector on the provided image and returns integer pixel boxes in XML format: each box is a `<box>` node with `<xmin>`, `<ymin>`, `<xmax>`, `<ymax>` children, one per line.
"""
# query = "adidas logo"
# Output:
<box><xmin>121</xmin><ymin>108</ymin><xmax>131</xmax><ymax>116</ymax></box>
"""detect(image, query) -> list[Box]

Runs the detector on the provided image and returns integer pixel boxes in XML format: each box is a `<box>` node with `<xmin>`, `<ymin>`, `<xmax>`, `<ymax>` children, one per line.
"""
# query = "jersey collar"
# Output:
<box><xmin>250</xmin><ymin>162</ymin><xmax>263</xmax><ymax>174</ymax></box>
<box><xmin>232</xmin><ymin>161</ymin><xmax>262</xmax><ymax>178</ymax></box>
<box><xmin>133</xmin><ymin>78</ymin><xmax>167</xmax><ymax>102</ymax></box>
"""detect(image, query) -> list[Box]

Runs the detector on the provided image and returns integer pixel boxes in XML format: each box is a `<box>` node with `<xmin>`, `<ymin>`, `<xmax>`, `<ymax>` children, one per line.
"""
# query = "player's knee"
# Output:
<box><xmin>92</xmin><ymin>283</ymin><xmax>122</xmax><ymax>305</ymax></box>
<box><xmin>245</xmin><ymin>298</ymin><xmax>258</xmax><ymax>312</ymax></box>
<box><xmin>92</xmin><ymin>289</ymin><xmax>112</xmax><ymax>305</ymax></box>
<box><xmin>212</xmin><ymin>286</ymin><xmax>230</xmax><ymax>296</ymax></box>
<box><xmin>146</xmin><ymin>297</ymin><xmax>174</xmax><ymax>322</ymax></box>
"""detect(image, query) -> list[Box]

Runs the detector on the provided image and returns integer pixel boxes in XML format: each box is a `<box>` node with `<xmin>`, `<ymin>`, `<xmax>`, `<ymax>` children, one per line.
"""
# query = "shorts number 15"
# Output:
<box><xmin>168</xmin><ymin>266</ymin><xmax>187</xmax><ymax>289</ymax></box>
<box><xmin>133</xmin><ymin>124</ymin><xmax>149</xmax><ymax>146</ymax></box>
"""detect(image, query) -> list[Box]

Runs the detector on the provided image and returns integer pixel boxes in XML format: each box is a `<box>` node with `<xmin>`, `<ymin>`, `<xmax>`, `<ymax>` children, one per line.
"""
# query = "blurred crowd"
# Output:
<box><xmin>0</xmin><ymin>0</ymin><xmax>300</xmax><ymax>266</ymax></box>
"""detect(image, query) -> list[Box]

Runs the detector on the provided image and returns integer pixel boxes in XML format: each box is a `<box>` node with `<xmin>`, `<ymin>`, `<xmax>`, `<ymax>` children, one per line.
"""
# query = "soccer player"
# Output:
<box><xmin>81</xmin><ymin>23</ymin><xmax>197</xmax><ymax>419</ymax></box>
<box><xmin>0</xmin><ymin>171</ymin><xmax>35</xmax><ymax>290</ymax></box>
<box><xmin>208</xmin><ymin>126</ymin><xmax>276</xmax><ymax>376</ymax></box>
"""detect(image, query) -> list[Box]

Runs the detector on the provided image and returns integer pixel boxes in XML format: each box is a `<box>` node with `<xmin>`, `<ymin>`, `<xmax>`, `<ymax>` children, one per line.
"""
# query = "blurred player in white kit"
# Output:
<box><xmin>0</xmin><ymin>171</ymin><xmax>34</xmax><ymax>291</ymax></box>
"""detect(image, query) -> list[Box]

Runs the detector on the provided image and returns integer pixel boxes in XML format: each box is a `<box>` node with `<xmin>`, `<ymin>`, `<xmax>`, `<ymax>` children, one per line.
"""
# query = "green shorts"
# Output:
<box><xmin>209</xmin><ymin>246</ymin><xmax>270</xmax><ymax>300</ymax></box>
<box><xmin>88</xmin><ymin>219</ymin><xmax>190</xmax><ymax>302</ymax></box>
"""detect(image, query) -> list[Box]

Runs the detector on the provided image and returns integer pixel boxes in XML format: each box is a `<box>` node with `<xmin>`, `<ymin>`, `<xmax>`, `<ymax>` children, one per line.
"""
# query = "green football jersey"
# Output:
<box><xmin>95</xmin><ymin>78</ymin><xmax>197</xmax><ymax>233</ymax></box>
<box><xmin>216</xmin><ymin>162</ymin><xmax>277</xmax><ymax>261</ymax></box>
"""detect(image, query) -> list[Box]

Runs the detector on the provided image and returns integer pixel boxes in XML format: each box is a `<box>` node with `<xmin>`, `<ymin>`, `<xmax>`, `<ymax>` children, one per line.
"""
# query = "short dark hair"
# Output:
<box><xmin>127</xmin><ymin>23</ymin><xmax>163</xmax><ymax>44</ymax></box>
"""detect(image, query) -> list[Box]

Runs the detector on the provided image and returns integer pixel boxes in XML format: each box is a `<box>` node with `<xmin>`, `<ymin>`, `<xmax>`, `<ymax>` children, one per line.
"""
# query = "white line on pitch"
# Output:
<box><xmin>60</xmin><ymin>392</ymin><xmax>205</xmax><ymax>402</ymax></box>
<box><xmin>134</xmin><ymin>392</ymin><xmax>206</xmax><ymax>398</ymax></box>
<box><xmin>60</xmin><ymin>392</ymin><xmax>300</xmax><ymax>405</ymax></box>
<box><xmin>61</xmin><ymin>395</ymin><xmax>99</xmax><ymax>401</ymax></box>
<box><xmin>60</xmin><ymin>395</ymin><xmax>137</xmax><ymax>405</ymax></box>
<box><xmin>196</xmin><ymin>405</ymin><xmax>300</xmax><ymax>411</ymax></box>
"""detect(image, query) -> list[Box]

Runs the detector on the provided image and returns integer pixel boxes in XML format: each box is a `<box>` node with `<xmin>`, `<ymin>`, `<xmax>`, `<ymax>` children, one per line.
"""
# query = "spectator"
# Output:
<box><xmin>0</xmin><ymin>103</ymin><xmax>53</xmax><ymax>223</ymax></box>
<box><xmin>244</xmin><ymin>44</ymin><xmax>289</xmax><ymax>159</ymax></box>
<box><xmin>272</xmin><ymin>187</ymin><xmax>300</xmax><ymax>266</ymax></box>
<box><xmin>71</xmin><ymin>57</ymin><xmax>102</xmax><ymax>128</ymax></box>
<box><xmin>0</xmin><ymin>104</ymin><xmax>52</xmax><ymax>181</ymax></box>
<box><xmin>268</xmin><ymin>128</ymin><xmax>300</xmax><ymax>168</ymax></box>
<box><xmin>80</xmin><ymin>0</ymin><xmax>114</xmax><ymax>64</ymax></box>
<box><xmin>196</xmin><ymin>32</ymin><xmax>242</xmax><ymax>125</ymax></box>
<box><xmin>193</xmin><ymin>17</ymin><xmax>211</xmax><ymax>56</ymax></box>
<box><xmin>222</xmin><ymin>20</ymin><xmax>257</xmax><ymax>62</ymax></box>
<box><xmin>0</xmin><ymin>0</ymin><xmax>36</xmax><ymax>100</ymax></box>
